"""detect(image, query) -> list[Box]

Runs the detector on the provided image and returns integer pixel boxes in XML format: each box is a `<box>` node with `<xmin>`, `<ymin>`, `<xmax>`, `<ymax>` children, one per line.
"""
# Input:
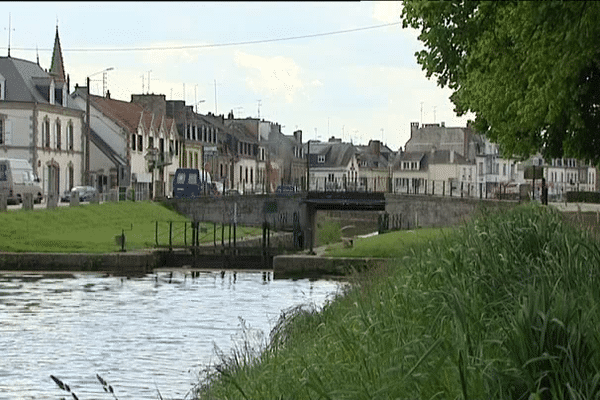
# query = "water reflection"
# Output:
<box><xmin>0</xmin><ymin>270</ymin><xmax>341</xmax><ymax>400</ymax></box>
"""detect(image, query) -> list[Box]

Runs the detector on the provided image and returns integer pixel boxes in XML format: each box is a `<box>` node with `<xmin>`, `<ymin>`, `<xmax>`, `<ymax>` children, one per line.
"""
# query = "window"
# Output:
<box><xmin>318</xmin><ymin>155</ymin><xmax>325</xmax><ymax>163</ymax></box>
<box><xmin>148</xmin><ymin>137</ymin><xmax>154</xmax><ymax>149</ymax></box>
<box><xmin>502</xmin><ymin>164</ymin><xmax>506</xmax><ymax>176</ymax></box>
<box><xmin>328</xmin><ymin>173</ymin><xmax>334</xmax><ymax>182</ymax></box>
<box><xmin>44</xmin><ymin>119</ymin><xmax>51</xmax><ymax>147</ymax></box>
<box><xmin>55</xmin><ymin>120</ymin><xmax>61</xmax><ymax>149</ymax></box>
<box><xmin>138</xmin><ymin>135</ymin><xmax>143</xmax><ymax>152</ymax></box>
<box><xmin>0</xmin><ymin>118</ymin><xmax>3</xmax><ymax>145</ymax></box>
<box><xmin>67</xmin><ymin>123</ymin><xmax>74</xmax><ymax>151</ymax></box>
<box><xmin>131</xmin><ymin>134</ymin><xmax>136</xmax><ymax>151</ymax></box>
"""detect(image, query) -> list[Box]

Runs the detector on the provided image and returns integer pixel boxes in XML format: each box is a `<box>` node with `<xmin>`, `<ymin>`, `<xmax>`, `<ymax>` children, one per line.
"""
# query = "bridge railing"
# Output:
<box><xmin>304</xmin><ymin>177</ymin><xmax>524</xmax><ymax>201</ymax></box>
<box><xmin>171</xmin><ymin>177</ymin><xmax>528</xmax><ymax>201</ymax></box>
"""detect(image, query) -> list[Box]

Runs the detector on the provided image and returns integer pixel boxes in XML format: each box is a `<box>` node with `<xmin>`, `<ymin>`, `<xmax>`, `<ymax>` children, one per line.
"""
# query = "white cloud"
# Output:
<box><xmin>372</xmin><ymin>1</ymin><xmax>402</xmax><ymax>24</ymax></box>
<box><xmin>311</xmin><ymin>79</ymin><xmax>323</xmax><ymax>87</ymax></box>
<box><xmin>234</xmin><ymin>51</ymin><xmax>304</xmax><ymax>103</ymax></box>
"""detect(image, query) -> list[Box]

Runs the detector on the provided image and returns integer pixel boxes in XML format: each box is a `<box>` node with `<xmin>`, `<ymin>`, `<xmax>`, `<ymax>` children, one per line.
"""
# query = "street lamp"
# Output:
<box><xmin>194</xmin><ymin>99</ymin><xmax>205</xmax><ymax>113</ymax></box>
<box><xmin>87</xmin><ymin>67</ymin><xmax>114</xmax><ymax>96</ymax></box>
<box><xmin>85</xmin><ymin>67</ymin><xmax>114</xmax><ymax>185</ymax></box>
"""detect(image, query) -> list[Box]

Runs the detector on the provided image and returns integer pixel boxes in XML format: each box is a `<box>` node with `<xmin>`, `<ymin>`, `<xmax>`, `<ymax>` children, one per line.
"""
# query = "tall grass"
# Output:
<box><xmin>195</xmin><ymin>203</ymin><xmax>600</xmax><ymax>399</ymax></box>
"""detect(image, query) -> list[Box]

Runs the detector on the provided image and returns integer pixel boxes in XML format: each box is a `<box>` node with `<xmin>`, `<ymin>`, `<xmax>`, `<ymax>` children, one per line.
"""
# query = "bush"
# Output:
<box><xmin>566</xmin><ymin>190</ymin><xmax>600</xmax><ymax>203</ymax></box>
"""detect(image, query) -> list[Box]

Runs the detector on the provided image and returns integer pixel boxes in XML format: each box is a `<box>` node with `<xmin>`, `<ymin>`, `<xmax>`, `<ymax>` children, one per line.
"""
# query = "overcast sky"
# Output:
<box><xmin>2</xmin><ymin>1</ymin><xmax>473</xmax><ymax>151</ymax></box>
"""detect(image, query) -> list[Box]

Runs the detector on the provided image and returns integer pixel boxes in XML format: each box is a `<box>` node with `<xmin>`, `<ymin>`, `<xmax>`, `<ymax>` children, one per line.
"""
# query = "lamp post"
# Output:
<box><xmin>85</xmin><ymin>67</ymin><xmax>114</xmax><ymax>185</ymax></box>
<box><xmin>194</xmin><ymin>99</ymin><xmax>205</xmax><ymax>114</ymax></box>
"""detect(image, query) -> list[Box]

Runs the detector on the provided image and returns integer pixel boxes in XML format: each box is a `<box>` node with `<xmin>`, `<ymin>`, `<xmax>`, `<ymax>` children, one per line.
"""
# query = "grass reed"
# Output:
<box><xmin>194</xmin><ymin>203</ymin><xmax>600</xmax><ymax>399</ymax></box>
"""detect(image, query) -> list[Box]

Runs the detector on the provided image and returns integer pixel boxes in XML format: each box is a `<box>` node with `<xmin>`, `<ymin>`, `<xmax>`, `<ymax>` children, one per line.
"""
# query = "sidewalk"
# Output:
<box><xmin>548</xmin><ymin>202</ymin><xmax>600</xmax><ymax>213</ymax></box>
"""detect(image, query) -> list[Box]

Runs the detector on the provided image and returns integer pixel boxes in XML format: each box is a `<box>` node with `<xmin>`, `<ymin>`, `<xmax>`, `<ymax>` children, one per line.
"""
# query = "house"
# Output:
<box><xmin>545</xmin><ymin>158</ymin><xmax>597</xmax><ymax>201</ymax></box>
<box><xmin>474</xmin><ymin>138</ymin><xmax>521</xmax><ymax>199</ymax></box>
<box><xmin>392</xmin><ymin>148</ymin><xmax>471</xmax><ymax>195</ymax></box>
<box><xmin>224</xmin><ymin>117</ymin><xmax>261</xmax><ymax>193</ymax></box>
<box><xmin>354</xmin><ymin>140</ymin><xmax>395</xmax><ymax>192</ymax></box>
<box><xmin>303</xmin><ymin>137</ymin><xmax>358</xmax><ymax>191</ymax></box>
<box><xmin>405</xmin><ymin>122</ymin><xmax>483</xmax><ymax>161</ymax></box>
<box><xmin>69</xmin><ymin>91</ymin><xmax>179</xmax><ymax>199</ymax></box>
<box><xmin>0</xmin><ymin>27</ymin><xmax>85</xmax><ymax>201</ymax></box>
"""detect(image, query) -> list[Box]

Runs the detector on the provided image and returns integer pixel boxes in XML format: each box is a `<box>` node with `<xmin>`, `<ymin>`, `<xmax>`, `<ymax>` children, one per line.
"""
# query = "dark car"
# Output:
<box><xmin>173</xmin><ymin>168</ymin><xmax>212</xmax><ymax>199</ymax></box>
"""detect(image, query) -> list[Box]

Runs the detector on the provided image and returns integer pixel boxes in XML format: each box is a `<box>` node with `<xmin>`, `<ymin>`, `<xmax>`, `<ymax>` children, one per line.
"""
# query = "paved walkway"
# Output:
<box><xmin>548</xmin><ymin>202</ymin><xmax>600</xmax><ymax>213</ymax></box>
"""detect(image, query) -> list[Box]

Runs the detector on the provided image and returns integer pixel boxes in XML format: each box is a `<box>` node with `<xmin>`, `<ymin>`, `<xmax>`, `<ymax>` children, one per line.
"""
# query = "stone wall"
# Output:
<box><xmin>165</xmin><ymin>195</ymin><xmax>306</xmax><ymax>231</ymax></box>
<box><xmin>384</xmin><ymin>194</ymin><xmax>519</xmax><ymax>229</ymax></box>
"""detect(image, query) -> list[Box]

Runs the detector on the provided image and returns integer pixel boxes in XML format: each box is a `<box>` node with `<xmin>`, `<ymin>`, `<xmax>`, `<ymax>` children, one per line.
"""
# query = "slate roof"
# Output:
<box><xmin>0</xmin><ymin>56</ymin><xmax>55</xmax><ymax>103</ymax></box>
<box><xmin>49</xmin><ymin>26</ymin><xmax>66</xmax><ymax>83</ymax></box>
<box><xmin>392</xmin><ymin>149</ymin><xmax>470</xmax><ymax>170</ymax></box>
<box><xmin>304</xmin><ymin>140</ymin><xmax>356</xmax><ymax>168</ymax></box>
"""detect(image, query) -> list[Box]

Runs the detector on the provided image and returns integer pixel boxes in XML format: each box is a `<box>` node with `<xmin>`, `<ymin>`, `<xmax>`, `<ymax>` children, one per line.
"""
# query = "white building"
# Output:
<box><xmin>303</xmin><ymin>137</ymin><xmax>359</xmax><ymax>191</ymax></box>
<box><xmin>0</xmin><ymin>27</ymin><xmax>84</xmax><ymax>200</ymax></box>
<box><xmin>69</xmin><ymin>90</ymin><xmax>179</xmax><ymax>200</ymax></box>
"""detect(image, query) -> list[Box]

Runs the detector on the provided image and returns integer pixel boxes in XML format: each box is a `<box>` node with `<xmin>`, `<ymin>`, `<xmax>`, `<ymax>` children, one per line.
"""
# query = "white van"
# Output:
<box><xmin>0</xmin><ymin>158</ymin><xmax>43</xmax><ymax>204</ymax></box>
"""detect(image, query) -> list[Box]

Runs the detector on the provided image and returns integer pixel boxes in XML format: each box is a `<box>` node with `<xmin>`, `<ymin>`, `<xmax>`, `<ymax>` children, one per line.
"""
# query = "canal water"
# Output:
<box><xmin>0</xmin><ymin>270</ymin><xmax>342</xmax><ymax>399</ymax></box>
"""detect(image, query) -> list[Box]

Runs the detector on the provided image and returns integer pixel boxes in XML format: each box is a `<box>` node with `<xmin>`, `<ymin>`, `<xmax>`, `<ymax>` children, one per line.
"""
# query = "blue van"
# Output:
<box><xmin>172</xmin><ymin>168</ymin><xmax>211</xmax><ymax>199</ymax></box>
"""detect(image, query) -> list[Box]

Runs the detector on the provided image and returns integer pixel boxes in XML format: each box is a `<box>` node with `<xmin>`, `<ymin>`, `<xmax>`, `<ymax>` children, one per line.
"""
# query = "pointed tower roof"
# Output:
<box><xmin>49</xmin><ymin>25</ymin><xmax>66</xmax><ymax>83</ymax></box>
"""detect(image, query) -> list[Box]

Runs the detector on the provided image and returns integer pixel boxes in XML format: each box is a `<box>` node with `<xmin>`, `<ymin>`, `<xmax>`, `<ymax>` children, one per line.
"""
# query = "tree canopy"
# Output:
<box><xmin>402</xmin><ymin>1</ymin><xmax>600</xmax><ymax>163</ymax></box>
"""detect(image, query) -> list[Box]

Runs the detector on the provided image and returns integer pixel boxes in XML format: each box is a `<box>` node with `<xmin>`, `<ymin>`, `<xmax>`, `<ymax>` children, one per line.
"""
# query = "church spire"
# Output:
<box><xmin>49</xmin><ymin>25</ymin><xmax>66</xmax><ymax>83</ymax></box>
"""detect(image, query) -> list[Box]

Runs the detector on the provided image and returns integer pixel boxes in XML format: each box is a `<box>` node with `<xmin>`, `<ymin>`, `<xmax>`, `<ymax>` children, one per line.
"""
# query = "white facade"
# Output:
<box><xmin>0</xmin><ymin>103</ymin><xmax>84</xmax><ymax>199</ymax></box>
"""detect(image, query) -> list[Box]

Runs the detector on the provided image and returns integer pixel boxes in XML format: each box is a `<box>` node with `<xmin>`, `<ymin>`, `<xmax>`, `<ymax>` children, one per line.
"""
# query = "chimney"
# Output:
<box><xmin>410</xmin><ymin>122</ymin><xmax>419</xmax><ymax>138</ymax></box>
<box><xmin>106</xmin><ymin>90</ymin><xmax>111</xmax><ymax>99</ymax></box>
<box><xmin>450</xmin><ymin>149</ymin><xmax>455</xmax><ymax>164</ymax></box>
<box><xmin>369</xmin><ymin>140</ymin><xmax>381</xmax><ymax>155</ymax></box>
<box><xmin>294</xmin><ymin>130</ymin><xmax>302</xmax><ymax>143</ymax></box>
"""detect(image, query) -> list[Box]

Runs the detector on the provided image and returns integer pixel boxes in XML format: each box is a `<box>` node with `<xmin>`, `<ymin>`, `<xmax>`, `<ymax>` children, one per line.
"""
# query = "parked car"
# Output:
<box><xmin>172</xmin><ymin>168</ymin><xmax>212</xmax><ymax>199</ymax></box>
<box><xmin>66</xmin><ymin>186</ymin><xmax>98</xmax><ymax>202</ymax></box>
<box><xmin>0</xmin><ymin>158</ymin><xmax>43</xmax><ymax>204</ymax></box>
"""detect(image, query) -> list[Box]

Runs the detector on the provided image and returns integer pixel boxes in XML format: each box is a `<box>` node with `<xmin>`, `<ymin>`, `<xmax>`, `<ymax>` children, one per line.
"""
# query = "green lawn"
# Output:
<box><xmin>323</xmin><ymin>227</ymin><xmax>452</xmax><ymax>258</ymax></box>
<box><xmin>0</xmin><ymin>201</ymin><xmax>261</xmax><ymax>253</ymax></box>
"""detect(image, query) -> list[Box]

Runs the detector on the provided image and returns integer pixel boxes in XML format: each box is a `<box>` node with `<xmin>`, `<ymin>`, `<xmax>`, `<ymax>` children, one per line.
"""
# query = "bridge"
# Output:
<box><xmin>163</xmin><ymin>191</ymin><xmax>517</xmax><ymax>250</ymax></box>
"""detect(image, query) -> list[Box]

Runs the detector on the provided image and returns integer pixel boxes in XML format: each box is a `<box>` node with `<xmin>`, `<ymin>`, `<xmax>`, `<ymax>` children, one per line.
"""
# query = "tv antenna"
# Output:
<box><xmin>5</xmin><ymin>13</ymin><xmax>15</xmax><ymax>57</ymax></box>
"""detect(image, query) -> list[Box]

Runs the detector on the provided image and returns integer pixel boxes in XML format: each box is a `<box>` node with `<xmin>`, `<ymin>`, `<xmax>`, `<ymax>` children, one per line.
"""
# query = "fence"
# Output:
<box><xmin>306</xmin><ymin>176</ymin><xmax>524</xmax><ymax>200</ymax></box>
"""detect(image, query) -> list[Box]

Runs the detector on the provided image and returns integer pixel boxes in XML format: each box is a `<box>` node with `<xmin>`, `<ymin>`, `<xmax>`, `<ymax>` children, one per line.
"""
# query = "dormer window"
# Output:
<box><xmin>62</xmin><ymin>83</ymin><xmax>68</xmax><ymax>107</ymax></box>
<box><xmin>49</xmin><ymin>80</ymin><xmax>55</xmax><ymax>105</ymax></box>
<box><xmin>318</xmin><ymin>155</ymin><xmax>325</xmax><ymax>163</ymax></box>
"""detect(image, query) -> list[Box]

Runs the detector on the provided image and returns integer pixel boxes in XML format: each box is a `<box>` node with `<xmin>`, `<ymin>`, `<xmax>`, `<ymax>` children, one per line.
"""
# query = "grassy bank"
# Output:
<box><xmin>323</xmin><ymin>227</ymin><xmax>450</xmax><ymax>258</ymax></box>
<box><xmin>196</xmin><ymin>203</ymin><xmax>600</xmax><ymax>399</ymax></box>
<box><xmin>0</xmin><ymin>202</ymin><xmax>261</xmax><ymax>253</ymax></box>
